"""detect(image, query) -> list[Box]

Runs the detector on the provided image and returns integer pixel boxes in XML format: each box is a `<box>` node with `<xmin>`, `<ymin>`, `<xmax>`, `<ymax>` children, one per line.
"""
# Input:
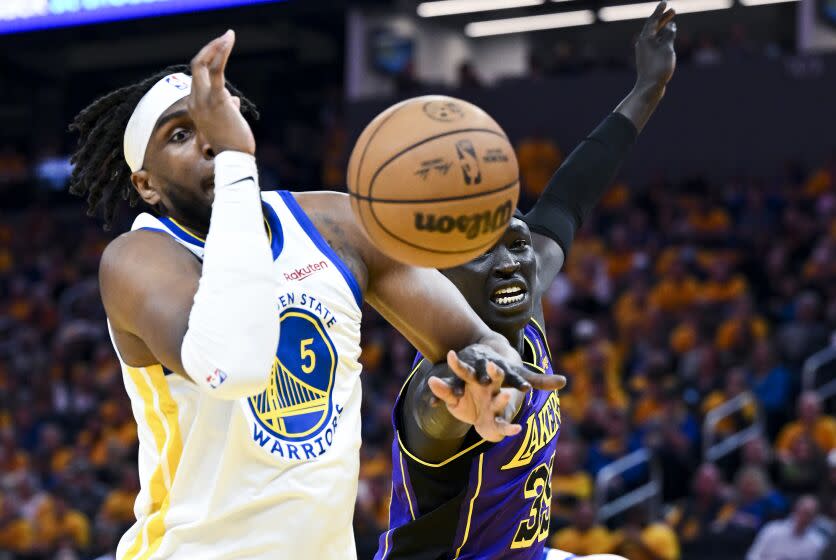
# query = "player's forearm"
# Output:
<box><xmin>403</xmin><ymin>365</ymin><xmax>472</xmax><ymax>463</ymax></box>
<box><xmin>412</xmin><ymin>365</ymin><xmax>472</xmax><ymax>441</ymax></box>
<box><xmin>614</xmin><ymin>81</ymin><xmax>666</xmax><ymax>134</ymax></box>
<box><xmin>523</xmin><ymin>112</ymin><xmax>637</xmax><ymax>253</ymax></box>
<box><xmin>180</xmin><ymin>151</ymin><xmax>280</xmax><ymax>399</ymax></box>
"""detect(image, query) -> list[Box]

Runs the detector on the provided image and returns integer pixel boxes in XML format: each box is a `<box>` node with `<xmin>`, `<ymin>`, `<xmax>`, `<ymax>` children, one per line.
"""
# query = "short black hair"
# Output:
<box><xmin>68</xmin><ymin>64</ymin><xmax>259</xmax><ymax>230</ymax></box>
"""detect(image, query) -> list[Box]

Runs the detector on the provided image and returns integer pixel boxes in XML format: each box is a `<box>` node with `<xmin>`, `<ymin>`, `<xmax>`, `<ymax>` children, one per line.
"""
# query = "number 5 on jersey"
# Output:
<box><xmin>301</xmin><ymin>338</ymin><xmax>316</xmax><ymax>373</ymax></box>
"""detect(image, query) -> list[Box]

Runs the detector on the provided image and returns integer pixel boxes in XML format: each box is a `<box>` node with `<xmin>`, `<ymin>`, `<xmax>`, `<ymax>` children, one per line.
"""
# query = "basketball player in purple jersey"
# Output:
<box><xmin>376</xmin><ymin>4</ymin><xmax>677</xmax><ymax>559</ymax></box>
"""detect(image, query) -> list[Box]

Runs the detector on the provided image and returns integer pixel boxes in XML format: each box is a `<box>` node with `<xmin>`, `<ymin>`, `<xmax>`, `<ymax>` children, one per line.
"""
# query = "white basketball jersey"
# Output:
<box><xmin>110</xmin><ymin>190</ymin><xmax>364</xmax><ymax>559</ymax></box>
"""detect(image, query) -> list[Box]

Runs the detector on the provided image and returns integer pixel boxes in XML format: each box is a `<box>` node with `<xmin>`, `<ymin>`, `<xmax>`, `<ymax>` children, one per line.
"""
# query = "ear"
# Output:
<box><xmin>130</xmin><ymin>170</ymin><xmax>161</xmax><ymax>206</ymax></box>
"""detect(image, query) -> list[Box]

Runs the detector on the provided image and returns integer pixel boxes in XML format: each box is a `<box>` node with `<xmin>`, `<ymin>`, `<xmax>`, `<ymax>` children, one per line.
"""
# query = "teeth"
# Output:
<box><xmin>494</xmin><ymin>286</ymin><xmax>523</xmax><ymax>296</ymax></box>
<box><xmin>495</xmin><ymin>293</ymin><xmax>525</xmax><ymax>305</ymax></box>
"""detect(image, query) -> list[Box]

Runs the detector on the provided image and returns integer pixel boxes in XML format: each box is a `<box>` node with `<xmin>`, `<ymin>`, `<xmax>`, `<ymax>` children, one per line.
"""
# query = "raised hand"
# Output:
<box><xmin>455</xmin><ymin>342</ymin><xmax>566</xmax><ymax>393</ymax></box>
<box><xmin>636</xmin><ymin>1</ymin><xmax>677</xmax><ymax>92</ymax></box>
<box><xmin>188</xmin><ymin>30</ymin><xmax>255</xmax><ymax>155</ymax></box>
<box><xmin>427</xmin><ymin>351</ymin><xmax>523</xmax><ymax>442</ymax></box>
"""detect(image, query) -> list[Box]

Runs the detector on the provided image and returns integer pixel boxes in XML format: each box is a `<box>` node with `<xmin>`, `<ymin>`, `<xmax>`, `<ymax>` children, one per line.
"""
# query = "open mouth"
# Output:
<box><xmin>490</xmin><ymin>283</ymin><xmax>528</xmax><ymax>307</ymax></box>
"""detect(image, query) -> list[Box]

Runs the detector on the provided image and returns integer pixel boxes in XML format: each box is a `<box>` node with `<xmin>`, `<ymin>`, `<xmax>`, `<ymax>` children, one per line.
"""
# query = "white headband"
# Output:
<box><xmin>123</xmin><ymin>73</ymin><xmax>192</xmax><ymax>172</ymax></box>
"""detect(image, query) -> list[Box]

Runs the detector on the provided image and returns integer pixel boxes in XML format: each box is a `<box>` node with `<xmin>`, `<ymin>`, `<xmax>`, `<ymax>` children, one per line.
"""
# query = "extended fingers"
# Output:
<box><xmin>658</xmin><ymin>20</ymin><xmax>677</xmax><ymax>44</ymax></box>
<box><xmin>641</xmin><ymin>2</ymin><xmax>667</xmax><ymax>36</ymax></box>
<box><xmin>447</xmin><ymin>350</ymin><xmax>479</xmax><ymax>385</ymax></box>
<box><xmin>190</xmin><ymin>30</ymin><xmax>233</xmax><ymax>93</ymax></box>
<box><xmin>428</xmin><ymin>376</ymin><xmax>459</xmax><ymax>407</ymax></box>
<box><xmin>495</xmin><ymin>416</ymin><xmax>523</xmax><ymax>437</ymax></box>
<box><xmin>208</xmin><ymin>30</ymin><xmax>235</xmax><ymax>90</ymax></box>
<box><xmin>519</xmin><ymin>369</ymin><xmax>567</xmax><ymax>391</ymax></box>
<box><xmin>658</xmin><ymin>9</ymin><xmax>676</xmax><ymax>32</ymax></box>
<box><xmin>485</xmin><ymin>360</ymin><xmax>505</xmax><ymax>388</ymax></box>
<box><xmin>501</xmin><ymin>364</ymin><xmax>532</xmax><ymax>392</ymax></box>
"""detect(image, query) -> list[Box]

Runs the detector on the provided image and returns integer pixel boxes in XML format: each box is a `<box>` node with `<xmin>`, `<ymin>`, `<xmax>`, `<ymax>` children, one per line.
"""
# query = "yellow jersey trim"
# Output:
<box><xmin>453</xmin><ymin>454</ymin><xmax>484</xmax><ymax>559</ymax></box>
<box><xmin>123</xmin><ymin>365</ymin><xmax>183</xmax><ymax>560</ymax></box>
<box><xmin>529</xmin><ymin>317</ymin><xmax>552</xmax><ymax>361</ymax></box>
<box><xmin>399</xmin><ymin>451</ymin><xmax>417</xmax><ymax>521</ymax></box>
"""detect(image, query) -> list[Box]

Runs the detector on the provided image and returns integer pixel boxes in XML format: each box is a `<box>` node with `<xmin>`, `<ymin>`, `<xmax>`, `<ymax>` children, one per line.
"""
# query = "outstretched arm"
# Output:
<box><xmin>525</xmin><ymin>1</ymin><xmax>677</xmax><ymax>297</ymax></box>
<box><xmin>402</xmin><ymin>350</ymin><xmax>529</xmax><ymax>463</ymax></box>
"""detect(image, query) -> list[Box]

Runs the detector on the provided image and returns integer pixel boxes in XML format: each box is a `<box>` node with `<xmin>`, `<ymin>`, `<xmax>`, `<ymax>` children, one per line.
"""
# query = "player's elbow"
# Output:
<box><xmin>181</xmin><ymin>311</ymin><xmax>280</xmax><ymax>400</ymax></box>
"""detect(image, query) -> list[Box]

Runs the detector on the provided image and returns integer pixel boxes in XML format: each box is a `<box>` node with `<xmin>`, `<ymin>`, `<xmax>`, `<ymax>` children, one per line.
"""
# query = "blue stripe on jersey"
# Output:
<box><xmin>278</xmin><ymin>190</ymin><xmax>363</xmax><ymax>308</ymax></box>
<box><xmin>157</xmin><ymin>204</ymin><xmax>284</xmax><ymax>260</ymax></box>
<box><xmin>262</xmin><ymin>200</ymin><xmax>285</xmax><ymax>260</ymax></box>
<box><xmin>158</xmin><ymin>216</ymin><xmax>204</xmax><ymax>246</ymax></box>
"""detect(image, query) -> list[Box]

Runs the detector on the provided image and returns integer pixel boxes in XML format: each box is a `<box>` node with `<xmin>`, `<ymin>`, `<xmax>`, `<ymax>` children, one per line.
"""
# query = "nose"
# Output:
<box><xmin>197</xmin><ymin>131</ymin><xmax>215</xmax><ymax>160</ymax></box>
<box><xmin>493</xmin><ymin>247</ymin><xmax>520</xmax><ymax>277</ymax></box>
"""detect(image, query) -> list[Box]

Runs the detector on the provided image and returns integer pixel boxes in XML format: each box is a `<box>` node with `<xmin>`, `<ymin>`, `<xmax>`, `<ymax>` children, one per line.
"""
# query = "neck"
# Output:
<box><xmin>172</xmin><ymin>215</ymin><xmax>209</xmax><ymax>238</ymax></box>
<box><xmin>503</xmin><ymin>326</ymin><xmax>526</xmax><ymax>357</ymax></box>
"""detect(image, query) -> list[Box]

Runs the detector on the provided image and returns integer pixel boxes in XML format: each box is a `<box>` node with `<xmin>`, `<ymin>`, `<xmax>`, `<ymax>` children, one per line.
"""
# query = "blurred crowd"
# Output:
<box><xmin>1</xmin><ymin>124</ymin><xmax>835</xmax><ymax>560</ymax></box>
<box><xmin>354</xmin><ymin>145</ymin><xmax>836</xmax><ymax>559</ymax></box>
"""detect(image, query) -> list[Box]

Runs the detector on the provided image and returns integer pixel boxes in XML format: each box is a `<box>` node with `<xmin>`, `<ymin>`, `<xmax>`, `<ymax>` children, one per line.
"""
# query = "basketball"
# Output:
<box><xmin>347</xmin><ymin>95</ymin><xmax>519</xmax><ymax>268</ymax></box>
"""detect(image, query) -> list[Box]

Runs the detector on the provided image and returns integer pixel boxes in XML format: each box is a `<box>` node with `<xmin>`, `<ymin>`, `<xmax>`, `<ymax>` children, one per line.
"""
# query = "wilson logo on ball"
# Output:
<box><xmin>455</xmin><ymin>139</ymin><xmax>482</xmax><ymax>185</ymax></box>
<box><xmin>414</xmin><ymin>200</ymin><xmax>512</xmax><ymax>240</ymax></box>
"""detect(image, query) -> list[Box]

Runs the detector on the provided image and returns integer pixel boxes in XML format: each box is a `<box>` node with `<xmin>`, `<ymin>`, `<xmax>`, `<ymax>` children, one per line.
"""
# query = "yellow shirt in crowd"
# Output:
<box><xmin>776</xmin><ymin>417</ymin><xmax>836</xmax><ymax>454</ymax></box>
<box><xmin>615</xmin><ymin>523</ymin><xmax>681</xmax><ymax>560</ymax></box>
<box><xmin>551</xmin><ymin>525</ymin><xmax>616</xmax><ymax>555</ymax></box>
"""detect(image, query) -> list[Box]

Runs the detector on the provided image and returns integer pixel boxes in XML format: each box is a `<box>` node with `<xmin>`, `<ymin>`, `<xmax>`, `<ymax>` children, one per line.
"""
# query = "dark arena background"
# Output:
<box><xmin>1</xmin><ymin>1</ymin><xmax>835</xmax><ymax>559</ymax></box>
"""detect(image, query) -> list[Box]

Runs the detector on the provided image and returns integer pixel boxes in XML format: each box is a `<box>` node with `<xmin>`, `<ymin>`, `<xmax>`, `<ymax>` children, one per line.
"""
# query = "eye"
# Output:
<box><xmin>511</xmin><ymin>238</ymin><xmax>529</xmax><ymax>251</ymax></box>
<box><xmin>169</xmin><ymin>128</ymin><xmax>192</xmax><ymax>144</ymax></box>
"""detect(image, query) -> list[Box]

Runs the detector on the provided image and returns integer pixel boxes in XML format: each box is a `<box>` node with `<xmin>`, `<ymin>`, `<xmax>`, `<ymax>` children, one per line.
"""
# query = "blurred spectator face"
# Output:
<box><xmin>732</xmin><ymin>296</ymin><xmax>754</xmax><ymax>319</ymax></box>
<box><xmin>796</xmin><ymin>293</ymin><xmax>820</xmax><ymax>323</ymax></box>
<box><xmin>798</xmin><ymin>392</ymin><xmax>821</xmax><ymax>425</ymax></box>
<box><xmin>737</xmin><ymin>467</ymin><xmax>767</xmax><ymax>502</ymax></box>
<box><xmin>792</xmin><ymin>496</ymin><xmax>818</xmax><ymax>534</ymax></box>
<box><xmin>698</xmin><ymin>347</ymin><xmax>719</xmax><ymax>379</ymax></box>
<box><xmin>751</xmin><ymin>340</ymin><xmax>774</xmax><ymax>372</ymax></box>
<box><xmin>39</xmin><ymin>424</ymin><xmax>63</xmax><ymax>452</ymax></box>
<box><xmin>610</xmin><ymin>225</ymin><xmax>629</xmax><ymax>250</ymax></box>
<box><xmin>725</xmin><ymin>368</ymin><xmax>747</xmax><ymax>397</ymax></box>
<box><xmin>557</xmin><ymin>441</ymin><xmax>580</xmax><ymax>473</ymax></box>
<box><xmin>709</xmin><ymin>260</ymin><xmax>730</xmax><ymax>282</ymax></box>
<box><xmin>628</xmin><ymin>275</ymin><xmax>649</xmax><ymax>298</ymax></box>
<box><xmin>53</xmin><ymin>494</ymin><xmax>68</xmax><ymax>517</ymax></box>
<box><xmin>120</xmin><ymin>466</ymin><xmax>140</xmax><ymax>492</ymax></box>
<box><xmin>742</xmin><ymin>438</ymin><xmax>771</xmax><ymax>467</ymax></box>
<box><xmin>605</xmin><ymin>408</ymin><xmax>628</xmax><ymax>438</ymax></box>
<box><xmin>669</xmin><ymin>259</ymin><xmax>687</xmax><ymax>281</ymax></box>
<box><xmin>789</xmin><ymin>435</ymin><xmax>816</xmax><ymax>462</ymax></box>
<box><xmin>693</xmin><ymin>463</ymin><xmax>721</xmax><ymax>498</ymax></box>
<box><xmin>574</xmin><ymin>501</ymin><xmax>596</xmax><ymax>531</ymax></box>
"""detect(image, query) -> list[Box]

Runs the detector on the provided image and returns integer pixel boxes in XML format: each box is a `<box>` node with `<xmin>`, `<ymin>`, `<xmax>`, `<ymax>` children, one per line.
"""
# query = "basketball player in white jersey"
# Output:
<box><xmin>68</xmin><ymin>31</ymin><xmax>563</xmax><ymax>559</ymax></box>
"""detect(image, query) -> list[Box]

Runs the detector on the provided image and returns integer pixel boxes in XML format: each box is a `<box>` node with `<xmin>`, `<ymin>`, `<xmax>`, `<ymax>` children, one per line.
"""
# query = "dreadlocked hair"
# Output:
<box><xmin>68</xmin><ymin>64</ymin><xmax>260</xmax><ymax>230</ymax></box>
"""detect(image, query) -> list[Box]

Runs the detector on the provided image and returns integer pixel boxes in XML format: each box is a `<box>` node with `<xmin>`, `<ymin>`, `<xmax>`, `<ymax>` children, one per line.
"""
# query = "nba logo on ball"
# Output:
<box><xmin>347</xmin><ymin>95</ymin><xmax>519</xmax><ymax>269</ymax></box>
<box><xmin>455</xmin><ymin>140</ymin><xmax>482</xmax><ymax>186</ymax></box>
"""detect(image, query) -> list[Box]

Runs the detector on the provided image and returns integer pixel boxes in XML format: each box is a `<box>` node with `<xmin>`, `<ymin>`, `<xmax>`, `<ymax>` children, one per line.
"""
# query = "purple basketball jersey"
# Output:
<box><xmin>377</xmin><ymin>320</ymin><xmax>561</xmax><ymax>560</ymax></box>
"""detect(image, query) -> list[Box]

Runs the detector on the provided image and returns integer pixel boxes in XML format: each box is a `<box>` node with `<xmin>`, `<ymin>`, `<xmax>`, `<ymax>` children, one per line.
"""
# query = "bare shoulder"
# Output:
<box><xmin>99</xmin><ymin>229</ymin><xmax>201</xmax><ymax>326</ymax></box>
<box><xmin>291</xmin><ymin>190</ymin><xmax>371</xmax><ymax>294</ymax></box>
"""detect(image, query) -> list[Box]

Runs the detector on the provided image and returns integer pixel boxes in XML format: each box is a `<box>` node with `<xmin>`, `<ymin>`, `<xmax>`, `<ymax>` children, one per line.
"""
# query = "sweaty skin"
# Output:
<box><xmin>100</xmin><ymin>31</ymin><xmax>563</xmax><ymax>408</ymax></box>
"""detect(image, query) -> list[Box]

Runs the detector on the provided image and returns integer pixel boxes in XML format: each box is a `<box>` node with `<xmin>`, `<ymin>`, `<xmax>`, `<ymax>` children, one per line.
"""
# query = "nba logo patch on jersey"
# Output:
<box><xmin>206</xmin><ymin>368</ymin><xmax>228</xmax><ymax>389</ymax></box>
<box><xmin>245</xmin><ymin>306</ymin><xmax>344</xmax><ymax>462</ymax></box>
